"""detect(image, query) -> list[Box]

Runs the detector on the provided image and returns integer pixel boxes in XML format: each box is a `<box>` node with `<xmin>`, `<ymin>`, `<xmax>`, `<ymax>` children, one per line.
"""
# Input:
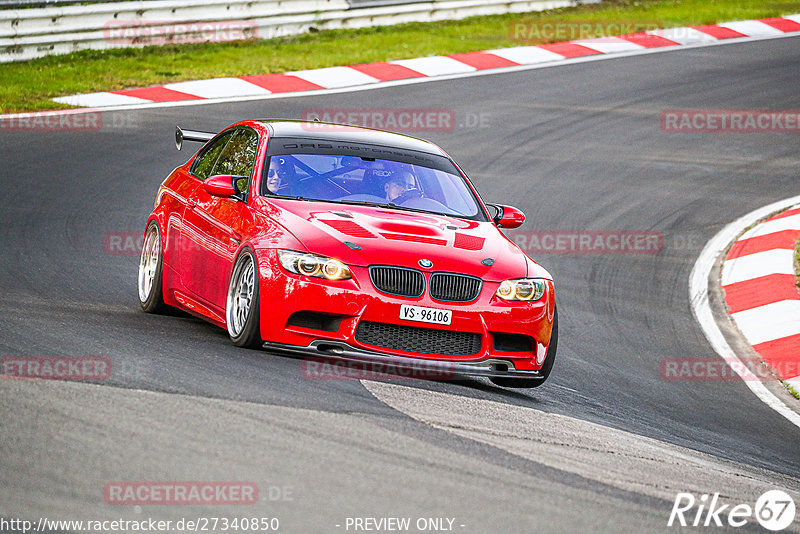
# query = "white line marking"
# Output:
<box><xmin>484</xmin><ymin>46</ymin><xmax>565</xmax><ymax>64</ymax></box>
<box><xmin>51</xmin><ymin>92</ymin><xmax>150</xmax><ymax>107</ymax></box>
<box><xmin>288</xmin><ymin>66</ymin><xmax>379</xmax><ymax>88</ymax></box>
<box><xmin>690</xmin><ymin>194</ymin><xmax>800</xmax><ymax>429</ymax></box>
<box><xmin>731</xmin><ymin>301</ymin><xmax>800</xmax><ymax>345</ymax></box>
<box><xmin>718</xmin><ymin>20</ymin><xmax>786</xmax><ymax>37</ymax></box>
<box><xmin>721</xmin><ymin>248</ymin><xmax>796</xmax><ymax>285</ymax></box>
<box><xmin>739</xmin><ymin>213</ymin><xmax>800</xmax><ymax>240</ymax></box>
<box><xmin>646</xmin><ymin>27</ymin><xmax>719</xmax><ymax>45</ymax></box>
<box><xmin>570</xmin><ymin>37</ymin><xmax>644</xmax><ymax>54</ymax></box>
<box><xmin>164</xmin><ymin>78</ymin><xmax>271</xmax><ymax>98</ymax></box>
<box><xmin>390</xmin><ymin>56</ymin><xmax>476</xmax><ymax>76</ymax></box>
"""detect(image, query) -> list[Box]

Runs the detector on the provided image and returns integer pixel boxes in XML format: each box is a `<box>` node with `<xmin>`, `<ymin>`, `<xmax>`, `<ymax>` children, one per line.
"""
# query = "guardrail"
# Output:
<box><xmin>0</xmin><ymin>0</ymin><xmax>597</xmax><ymax>62</ymax></box>
<box><xmin>0</xmin><ymin>0</ymin><xmax>132</xmax><ymax>9</ymax></box>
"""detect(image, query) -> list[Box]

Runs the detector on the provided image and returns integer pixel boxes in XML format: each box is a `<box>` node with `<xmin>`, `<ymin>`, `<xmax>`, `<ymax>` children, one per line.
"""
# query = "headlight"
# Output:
<box><xmin>277</xmin><ymin>250</ymin><xmax>352</xmax><ymax>281</ymax></box>
<box><xmin>495</xmin><ymin>279</ymin><xmax>546</xmax><ymax>301</ymax></box>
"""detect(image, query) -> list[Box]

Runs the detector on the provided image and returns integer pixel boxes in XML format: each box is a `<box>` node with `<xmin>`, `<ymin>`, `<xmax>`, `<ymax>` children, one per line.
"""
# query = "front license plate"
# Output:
<box><xmin>399</xmin><ymin>304</ymin><xmax>452</xmax><ymax>325</ymax></box>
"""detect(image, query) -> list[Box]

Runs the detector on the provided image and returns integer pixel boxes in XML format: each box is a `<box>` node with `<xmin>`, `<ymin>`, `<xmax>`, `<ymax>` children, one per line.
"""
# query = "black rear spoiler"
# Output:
<box><xmin>175</xmin><ymin>126</ymin><xmax>215</xmax><ymax>151</ymax></box>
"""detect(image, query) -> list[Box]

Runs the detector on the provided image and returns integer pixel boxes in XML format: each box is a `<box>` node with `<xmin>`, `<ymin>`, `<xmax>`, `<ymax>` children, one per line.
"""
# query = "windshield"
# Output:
<box><xmin>261</xmin><ymin>154</ymin><xmax>486</xmax><ymax>220</ymax></box>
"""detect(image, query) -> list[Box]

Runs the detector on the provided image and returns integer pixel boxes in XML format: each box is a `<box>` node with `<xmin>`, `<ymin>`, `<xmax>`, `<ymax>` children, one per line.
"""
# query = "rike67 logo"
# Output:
<box><xmin>669</xmin><ymin>490</ymin><xmax>796</xmax><ymax>531</ymax></box>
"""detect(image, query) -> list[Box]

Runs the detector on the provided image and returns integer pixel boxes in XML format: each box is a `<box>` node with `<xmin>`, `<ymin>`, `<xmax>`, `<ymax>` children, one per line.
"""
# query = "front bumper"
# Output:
<box><xmin>256</xmin><ymin>249</ymin><xmax>555</xmax><ymax>372</ymax></box>
<box><xmin>262</xmin><ymin>340</ymin><xmax>546</xmax><ymax>379</ymax></box>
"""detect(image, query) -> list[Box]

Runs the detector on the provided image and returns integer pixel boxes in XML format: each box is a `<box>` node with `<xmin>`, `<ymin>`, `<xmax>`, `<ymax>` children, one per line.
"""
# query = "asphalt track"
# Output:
<box><xmin>1</xmin><ymin>36</ymin><xmax>800</xmax><ymax>533</ymax></box>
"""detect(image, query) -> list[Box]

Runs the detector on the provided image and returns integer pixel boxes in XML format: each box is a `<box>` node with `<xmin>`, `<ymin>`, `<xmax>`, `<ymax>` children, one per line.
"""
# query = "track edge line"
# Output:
<box><xmin>690</xmin><ymin>195</ymin><xmax>800</xmax><ymax>429</ymax></box>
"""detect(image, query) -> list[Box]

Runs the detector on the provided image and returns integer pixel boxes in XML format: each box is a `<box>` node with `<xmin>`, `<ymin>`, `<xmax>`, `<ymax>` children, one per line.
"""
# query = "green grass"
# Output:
<box><xmin>782</xmin><ymin>230</ymin><xmax>799</xmax><ymax>402</ymax></box>
<box><xmin>779</xmin><ymin>220</ymin><xmax>799</xmax><ymax>402</ymax></box>
<box><xmin>795</xmin><ymin>233</ymin><xmax>800</xmax><ymax>291</ymax></box>
<box><xmin>2</xmin><ymin>0</ymin><xmax>800</xmax><ymax>112</ymax></box>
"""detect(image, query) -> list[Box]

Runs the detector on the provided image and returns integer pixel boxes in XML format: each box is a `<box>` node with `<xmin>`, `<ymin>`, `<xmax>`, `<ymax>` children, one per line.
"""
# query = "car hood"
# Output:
<box><xmin>255</xmin><ymin>198</ymin><xmax>548</xmax><ymax>282</ymax></box>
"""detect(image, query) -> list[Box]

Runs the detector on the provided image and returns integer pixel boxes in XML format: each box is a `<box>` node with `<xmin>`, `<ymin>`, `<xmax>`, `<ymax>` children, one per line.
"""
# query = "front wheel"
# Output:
<box><xmin>138</xmin><ymin>221</ymin><xmax>166</xmax><ymax>313</ymax></box>
<box><xmin>490</xmin><ymin>305</ymin><xmax>558</xmax><ymax>389</ymax></box>
<box><xmin>226</xmin><ymin>248</ymin><xmax>262</xmax><ymax>348</ymax></box>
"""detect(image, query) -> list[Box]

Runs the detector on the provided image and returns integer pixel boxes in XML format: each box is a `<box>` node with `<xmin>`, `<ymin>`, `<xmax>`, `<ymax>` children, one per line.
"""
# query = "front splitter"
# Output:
<box><xmin>262</xmin><ymin>339</ymin><xmax>543</xmax><ymax>380</ymax></box>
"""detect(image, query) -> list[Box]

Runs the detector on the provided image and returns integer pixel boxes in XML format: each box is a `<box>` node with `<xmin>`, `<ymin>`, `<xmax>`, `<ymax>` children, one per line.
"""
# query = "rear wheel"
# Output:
<box><xmin>226</xmin><ymin>248</ymin><xmax>262</xmax><ymax>348</ymax></box>
<box><xmin>138</xmin><ymin>221</ymin><xmax>166</xmax><ymax>313</ymax></box>
<box><xmin>490</xmin><ymin>305</ymin><xmax>558</xmax><ymax>389</ymax></box>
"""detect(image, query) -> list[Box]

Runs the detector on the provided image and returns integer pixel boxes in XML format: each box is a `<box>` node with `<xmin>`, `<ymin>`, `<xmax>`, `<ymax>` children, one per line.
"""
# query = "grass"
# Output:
<box><xmin>795</xmin><ymin>233</ymin><xmax>800</xmax><ymax>291</ymax></box>
<box><xmin>782</xmin><ymin>224</ymin><xmax>799</xmax><ymax>403</ymax></box>
<box><xmin>2</xmin><ymin>0</ymin><xmax>800</xmax><ymax>112</ymax></box>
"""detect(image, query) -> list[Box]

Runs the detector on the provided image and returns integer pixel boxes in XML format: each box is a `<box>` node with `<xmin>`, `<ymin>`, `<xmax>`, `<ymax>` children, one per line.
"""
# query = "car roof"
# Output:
<box><xmin>257</xmin><ymin>120</ymin><xmax>448</xmax><ymax>157</ymax></box>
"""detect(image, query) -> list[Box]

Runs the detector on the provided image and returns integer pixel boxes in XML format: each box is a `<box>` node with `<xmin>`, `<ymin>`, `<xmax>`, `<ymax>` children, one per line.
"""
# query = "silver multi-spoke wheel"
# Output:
<box><xmin>227</xmin><ymin>252</ymin><xmax>256</xmax><ymax>338</ymax></box>
<box><xmin>138</xmin><ymin>224</ymin><xmax>160</xmax><ymax>304</ymax></box>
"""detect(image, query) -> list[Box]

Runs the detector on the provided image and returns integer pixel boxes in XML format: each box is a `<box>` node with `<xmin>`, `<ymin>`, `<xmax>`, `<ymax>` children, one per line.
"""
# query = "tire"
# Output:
<box><xmin>138</xmin><ymin>221</ymin><xmax>166</xmax><ymax>313</ymax></box>
<box><xmin>226</xmin><ymin>248</ymin><xmax>262</xmax><ymax>349</ymax></box>
<box><xmin>490</xmin><ymin>305</ymin><xmax>558</xmax><ymax>389</ymax></box>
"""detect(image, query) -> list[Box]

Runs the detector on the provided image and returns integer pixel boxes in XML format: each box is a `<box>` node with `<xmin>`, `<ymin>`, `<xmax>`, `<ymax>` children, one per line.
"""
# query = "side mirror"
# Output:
<box><xmin>203</xmin><ymin>175</ymin><xmax>237</xmax><ymax>198</ymax></box>
<box><xmin>487</xmin><ymin>204</ymin><xmax>525</xmax><ymax>229</ymax></box>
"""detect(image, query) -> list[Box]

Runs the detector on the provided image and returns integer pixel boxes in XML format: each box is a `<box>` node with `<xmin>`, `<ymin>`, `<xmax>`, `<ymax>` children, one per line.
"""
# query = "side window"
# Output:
<box><xmin>192</xmin><ymin>131</ymin><xmax>235</xmax><ymax>180</ymax></box>
<box><xmin>211</xmin><ymin>129</ymin><xmax>259</xmax><ymax>193</ymax></box>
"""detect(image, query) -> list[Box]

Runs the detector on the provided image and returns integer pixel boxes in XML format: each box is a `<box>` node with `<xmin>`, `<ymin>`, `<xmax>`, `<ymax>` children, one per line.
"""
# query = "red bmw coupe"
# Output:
<box><xmin>138</xmin><ymin>120</ymin><xmax>557</xmax><ymax>387</ymax></box>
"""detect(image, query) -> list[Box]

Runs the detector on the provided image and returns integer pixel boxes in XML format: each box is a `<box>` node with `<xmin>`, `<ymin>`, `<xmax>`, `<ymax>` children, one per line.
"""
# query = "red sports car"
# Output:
<box><xmin>138</xmin><ymin>120</ymin><xmax>557</xmax><ymax>387</ymax></box>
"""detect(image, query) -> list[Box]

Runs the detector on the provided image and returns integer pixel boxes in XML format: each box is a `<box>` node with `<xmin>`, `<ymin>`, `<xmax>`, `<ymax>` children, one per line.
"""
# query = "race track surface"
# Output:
<box><xmin>1</xmin><ymin>36</ymin><xmax>799</xmax><ymax>533</ymax></box>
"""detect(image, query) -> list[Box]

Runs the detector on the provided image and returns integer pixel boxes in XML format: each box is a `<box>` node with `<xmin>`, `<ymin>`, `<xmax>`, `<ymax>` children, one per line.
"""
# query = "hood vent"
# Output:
<box><xmin>322</xmin><ymin>219</ymin><xmax>377</xmax><ymax>239</ymax></box>
<box><xmin>381</xmin><ymin>233</ymin><xmax>447</xmax><ymax>246</ymax></box>
<box><xmin>454</xmin><ymin>233</ymin><xmax>485</xmax><ymax>251</ymax></box>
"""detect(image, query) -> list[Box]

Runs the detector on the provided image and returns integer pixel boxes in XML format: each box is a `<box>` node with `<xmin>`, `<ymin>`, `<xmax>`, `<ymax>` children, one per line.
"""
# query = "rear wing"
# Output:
<box><xmin>175</xmin><ymin>126</ymin><xmax>215</xmax><ymax>151</ymax></box>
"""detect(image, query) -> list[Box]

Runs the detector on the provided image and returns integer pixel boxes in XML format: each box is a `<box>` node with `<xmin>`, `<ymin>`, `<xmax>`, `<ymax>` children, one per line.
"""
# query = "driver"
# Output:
<box><xmin>384</xmin><ymin>171</ymin><xmax>417</xmax><ymax>203</ymax></box>
<box><xmin>266</xmin><ymin>157</ymin><xmax>285</xmax><ymax>193</ymax></box>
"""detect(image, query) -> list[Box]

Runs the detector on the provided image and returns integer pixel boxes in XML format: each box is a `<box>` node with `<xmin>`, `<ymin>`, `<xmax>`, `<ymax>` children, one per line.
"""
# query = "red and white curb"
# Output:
<box><xmin>691</xmin><ymin>196</ymin><xmax>800</xmax><ymax>430</ymax></box>
<box><xmin>51</xmin><ymin>15</ymin><xmax>800</xmax><ymax>109</ymax></box>
<box><xmin>722</xmin><ymin>206</ymin><xmax>800</xmax><ymax>390</ymax></box>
